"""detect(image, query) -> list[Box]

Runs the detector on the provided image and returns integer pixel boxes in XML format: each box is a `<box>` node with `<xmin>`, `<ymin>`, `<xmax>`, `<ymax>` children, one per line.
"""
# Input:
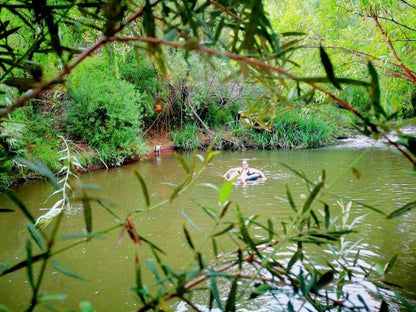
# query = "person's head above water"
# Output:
<box><xmin>242</xmin><ymin>160</ymin><xmax>249</xmax><ymax>168</ymax></box>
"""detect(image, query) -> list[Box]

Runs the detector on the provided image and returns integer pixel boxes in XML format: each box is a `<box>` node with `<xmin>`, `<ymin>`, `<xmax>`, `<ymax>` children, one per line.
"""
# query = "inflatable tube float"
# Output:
<box><xmin>226</xmin><ymin>171</ymin><xmax>262</xmax><ymax>182</ymax></box>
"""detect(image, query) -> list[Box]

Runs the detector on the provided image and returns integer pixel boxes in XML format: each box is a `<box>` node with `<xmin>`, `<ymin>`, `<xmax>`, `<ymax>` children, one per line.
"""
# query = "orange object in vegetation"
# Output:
<box><xmin>155</xmin><ymin>104</ymin><xmax>162</xmax><ymax>111</ymax></box>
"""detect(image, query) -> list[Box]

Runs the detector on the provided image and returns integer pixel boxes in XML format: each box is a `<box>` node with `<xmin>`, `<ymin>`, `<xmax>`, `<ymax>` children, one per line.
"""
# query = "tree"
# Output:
<box><xmin>1</xmin><ymin>0</ymin><xmax>416</xmax><ymax>311</ymax></box>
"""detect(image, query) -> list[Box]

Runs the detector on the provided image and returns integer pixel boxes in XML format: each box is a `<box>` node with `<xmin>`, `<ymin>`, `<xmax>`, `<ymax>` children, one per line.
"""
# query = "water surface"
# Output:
<box><xmin>0</xmin><ymin>143</ymin><xmax>415</xmax><ymax>311</ymax></box>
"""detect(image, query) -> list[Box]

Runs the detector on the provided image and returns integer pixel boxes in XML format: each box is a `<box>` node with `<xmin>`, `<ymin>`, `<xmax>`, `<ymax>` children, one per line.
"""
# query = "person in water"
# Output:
<box><xmin>223</xmin><ymin>160</ymin><xmax>266</xmax><ymax>184</ymax></box>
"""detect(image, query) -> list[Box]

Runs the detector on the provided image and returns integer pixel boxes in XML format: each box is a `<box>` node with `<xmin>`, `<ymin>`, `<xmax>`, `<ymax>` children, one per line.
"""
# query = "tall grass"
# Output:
<box><xmin>248</xmin><ymin>111</ymin><xmax>335</xmax><ymax>149</ymax></box>
<box><xmin>171</xmin><ymin>124</ymin><xmax>201</xmax><ymax>150</ymax></box>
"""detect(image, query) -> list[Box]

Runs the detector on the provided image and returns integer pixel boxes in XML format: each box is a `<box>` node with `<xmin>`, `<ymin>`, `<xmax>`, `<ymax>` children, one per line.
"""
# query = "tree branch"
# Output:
<box><xmin>367</xmin><ymin>8</ymin><xmax>416</xmax><ymax>84</ymax></box>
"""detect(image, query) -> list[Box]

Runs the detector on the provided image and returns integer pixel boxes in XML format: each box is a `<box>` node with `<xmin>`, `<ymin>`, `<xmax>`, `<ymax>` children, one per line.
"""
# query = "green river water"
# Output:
<box><xmin>0</xmin><ymin>140</ymin><xmax>415</xmax><ymax>311</ymax></box>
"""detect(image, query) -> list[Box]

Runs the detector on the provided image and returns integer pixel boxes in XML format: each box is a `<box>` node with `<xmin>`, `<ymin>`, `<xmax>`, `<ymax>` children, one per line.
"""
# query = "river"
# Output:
<box><xmin>0</xmin><ymin>137</ymin><xmax>415</xmax><ymax>311</ymax></box>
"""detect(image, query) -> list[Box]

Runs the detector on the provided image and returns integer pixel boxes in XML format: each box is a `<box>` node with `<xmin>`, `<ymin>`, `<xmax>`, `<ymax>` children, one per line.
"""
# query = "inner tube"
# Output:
<box><xmin>227</xmin><ymin>172</ymin><xmax>261</xmax><ymax>182</ymax></box>
<box><xmin>237</xmin><ymin>173</ymin><xmax>260</xmax><ymax>181</ymax></box>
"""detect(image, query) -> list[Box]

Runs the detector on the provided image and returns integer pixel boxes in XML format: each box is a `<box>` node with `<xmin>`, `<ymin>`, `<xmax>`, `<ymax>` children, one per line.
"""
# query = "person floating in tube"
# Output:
<box><xmin>223</xmin><ymin>160</ymin><xmax>266</xmax><ymax>185</ymax></box>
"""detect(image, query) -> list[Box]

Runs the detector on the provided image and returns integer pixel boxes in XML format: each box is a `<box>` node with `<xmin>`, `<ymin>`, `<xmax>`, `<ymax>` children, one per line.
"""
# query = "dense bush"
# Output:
<box><xmin>118</xmin><ymin>51</ymin><xmax>169</xmax><ymax>127</ymax></box>
<box><xmin>65</xmin><ymin>56</ymin><xmax>148</xmax><ymax>164</ymax></box>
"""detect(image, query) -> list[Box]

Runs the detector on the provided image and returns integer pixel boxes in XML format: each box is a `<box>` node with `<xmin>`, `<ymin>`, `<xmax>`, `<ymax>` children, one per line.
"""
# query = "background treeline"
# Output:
<box><xmin>1</xmin><ymin>0</ymin><xmax>415</xmax><ymax>190</ymax></box>
<box><xmin>1</xmin><ymin>49</ymin><xmax>344</xmax><ymax>188</ymax></box>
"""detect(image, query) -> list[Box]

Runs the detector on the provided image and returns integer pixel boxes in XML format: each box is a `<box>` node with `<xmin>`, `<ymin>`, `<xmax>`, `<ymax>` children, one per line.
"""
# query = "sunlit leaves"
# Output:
<box><xmin>219</xmin><ymin>180</ymin><xmax>233</xmax><ymax>205</ymax></box>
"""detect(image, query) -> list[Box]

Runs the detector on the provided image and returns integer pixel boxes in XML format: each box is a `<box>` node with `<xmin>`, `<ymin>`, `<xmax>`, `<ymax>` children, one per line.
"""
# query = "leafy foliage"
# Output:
<box><xmin>65</xmin><ymin>56</ymin><xmax>147</xmax><ymax>164</ymax></box>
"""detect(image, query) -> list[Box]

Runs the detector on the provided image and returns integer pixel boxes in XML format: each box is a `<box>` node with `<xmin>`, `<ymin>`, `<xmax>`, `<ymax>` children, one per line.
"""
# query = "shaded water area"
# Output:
<box><xmin>1</xmin><ymin>137</ymin><xmax>415</xmax><ymax>311</ymax></box>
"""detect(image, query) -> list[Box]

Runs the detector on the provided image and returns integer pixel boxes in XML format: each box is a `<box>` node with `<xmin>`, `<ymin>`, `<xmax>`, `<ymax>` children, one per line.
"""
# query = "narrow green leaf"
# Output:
<box><xmin>358</xmin><ymin>294</ymin><xmax>370</xmax><ymax>312</ymax></box>
<box><xmin>280</xmin><ymin>162</ymin><xmax>314</xmax><ymax>186</ymax></box>
<box><xmin>387</xmin><ymin>201</ymin><xmax>416</xmax><ymax>219</ymax></box>
<box><xmin>0</xmin><ymin>303</ymin><xmax>12</xmax><ymax>312</ymax></box>
<box><xmin>224</xmin><ymin>278</ymin><xmax>238</xmax><ymax>312</ymax></box>
<box><xmin>305</xmin><ymin>269</ymin><xmax>317</xmax><ymax>295</ymax></box>
<box><xmin>134</xmin><ymin>171</ymin><xmax>150</xmax><ymax>208</ymax></box>
<box><xmin>301</xmin><ymin>181</ymin><xmax>324</xmax><ymax>215</ymax></box>
<box><xmin>267</xmin><ymin>219</ymin><xmax>273</xmax><ymax>241</ymax></box>
<box><xmin>51</xmin><ymin>260</ymin><xmax>89</xmax><ymax>281</ymax></box>
<box><xmin>60</xmin><ymin>232</ymin><xmax>103</xmax><ymax>240</ymax></box>
<box><xmin>174</xmin><ymin>153</ymin><xmax>190</xmax><ymax>173</ymax></box>
<box><xmin>0</xmin><ymin>208</ymin><xmax>14</xmax><ymax>213</ymax></box>
<box><xmin>140</xmin><ymin>236</ymin><xmax>165</xmax><ymax>255</ymax></box>
<box><xmin>368</xmin><ymin>61</ymin><xmax>386</xmax><ymax>118</ymax></box>
<box><xmin>202</xmin><ymin>206</ymin><xmax>218</xmax><ymax>219</ymax></box>
<box><xmin>14</xmin><ymin>157</ymin><xmax>58</xmax><ymax>189</ymax></box>
<box><xmin>211</xmin><ymin>237</ymin><xmax>218</xmax><ymax>258</ymax></box>
<box><xmin>383</xmin><ymin>252</ymin><xmax>399</xmax><ymax>275</ymax></box>
<box><xmin>164</xmin><ymin>29</ymin><xmax>178</xmax><ymax>41</ymax></box>
<box><xmin>181</xmin><ymin>209</ymin><xmax>201</xmax><ymax>232</ymax></box>
<box><xmin>281</xmin><ymin>31</ymin><xmax>307</xmax><ymax>37</ymax></box>
<box><xmin>340</xmin><ymin>197</ymin><xmax>386</xmax><ymax>215</ymax></box>
<box><xmin>96</xmin><ymin>199</ymin><xmax>120</xmax><ymax>221</ymax></box>
<box><xmin>286</xmin><ymin>184</ymin><xmax>297</xmax><ymax>212</ymax></box>
<box><xmin>27</xmin><ymin>222</ymin><xmax>46</xmax><ymax>252</ymax></box>
<box><xmin>213</xmin><ymin>224</ymin><xmax>234</xmax><ymax>237</ymax></box>
<box><xmin>146</xmin><ymin>259</ymin><xmax>164</xmax><ymax>287</ymax></box>
<box><xmin>394</xmin><ymin>291</ymin><xmax>416</xmax><ymax>312</ymax></box>
<box><xmin>324</xmin><ymin>204</ymin><xmax>330</xmax><ymax>229</ymax></box>
<box><xmin>0</xmin><ymin>261</ymin><xmax>9</xmax><ymax>275</ymax></box>
<box><xmin>209</xmin><ymin>269</ymin><xmax>223</xmax><ymax>310</ymax></box>
<box><xmin>287</xmin><ymin>251</ymin><xmax>302</xmax><ymax>270</ymax></box>
<box><xmin>169</xmin><ymin>177</ymin><xmax>190</xmax><ymax>203</ymax></box>
<box><xmin>351</xmin><ymin>167</ymin><xmax>361</xmax><ymax>179</ymax></box>
<box><xmin>240</xmin><ymin>223</ymin><xmax>261</xmax><ymax>258</ymax></box>
<box><xmin>196</xmin><ymin>252</ymin><xmax>204</xmax><ymax>270</ymax></box>
<box><xmin>319</xmin><ymin>46</ymin><xmax>341</xmax><ymax>89</ymax></box>
<box><xmin>241</xmin><ymin>0</ymin><xmax>261</xmax><ymax>51</ymax></box>
<box><xmin>310</xmin><ymin>210</ymin><xmax>320</xmax><ymax>229</ymax></box>
<box><xmin>219</xmin><ymin>180</ymin><xmax>233</xmax><ymax>205</ymax></box>
<box><xmin>38</xmin><ymin>294</ymin><xmax>68</xmax><ymax>302</ymax></box>
<box><xmin>135</xmin><ymin>255</ymin><xmax>146</xmax><ymax>303</ymax></box>
<box><xmin>5</xmin><ymin>190</ymin><xmax>35</xmax><ymax>223</ymax></box>
<box><xmin>183</xmin><ymin>223</ymin><xmax>195</xmax><ymax>250</ymax></box>
<box><xmin>79</xmin><ymin>301</ymin><xmax>95</xmax><ymax>312</ymax></box>
<box><xmin>26</xmin><ymin>240</ymin><xmax>34</xmax><ymax>289</ymax></box>
<box><xmin>205</xmin><ymin>150</ymin><xmax>220</xmax><ymax>164</ymax></box>
<box><xmin>219</xmin><ymin>201</ymin><xmax>232</xmax><ymax>219</ymax></box>
<box><xmin>312</xmin><ymin>271</ymin><xmax>334</xmax><ymax>292</ymax></box>
<box><xmin>82</xmin><ymin>190</ymin><xmax>92</xmax><ymax>234</ymax></box>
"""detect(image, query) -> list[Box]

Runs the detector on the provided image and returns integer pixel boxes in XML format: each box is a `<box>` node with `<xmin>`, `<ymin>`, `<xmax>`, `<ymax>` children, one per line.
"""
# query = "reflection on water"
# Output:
<box><xmin>0</xmin><ymin>145</ymin><xmax>415</xmax><ymax>311</ymax></box>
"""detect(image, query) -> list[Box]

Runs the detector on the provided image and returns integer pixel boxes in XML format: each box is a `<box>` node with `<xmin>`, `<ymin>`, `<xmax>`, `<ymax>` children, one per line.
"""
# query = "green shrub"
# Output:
<box><xmin>205</xmin><ymin>104</ymin><xmax>233</xmax><ymax>128</ymax></box>
<box><xmin>118</xmin><ymin>51</ymin><xmax>169</xmax><ymax>126</ymax></box>
<box><xmin>66</xmin><ymin>56</ymin><xmax>146</xmax><ymax>164</ymax></box>
<box><xmin>171</xmin><ymin>124</ymin><xmax>200</xmax><ymax>150</ymax></box>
